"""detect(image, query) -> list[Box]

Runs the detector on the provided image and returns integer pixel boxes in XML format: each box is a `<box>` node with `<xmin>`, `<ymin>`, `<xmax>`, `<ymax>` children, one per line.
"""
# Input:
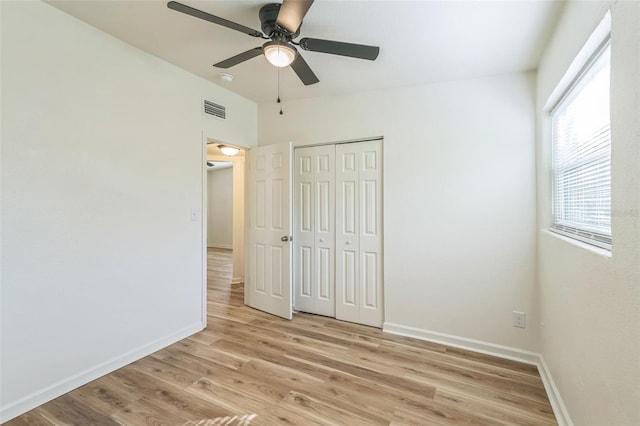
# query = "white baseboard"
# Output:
<box><xmin>536</xmin><ymin>355</ymin><xmax>573</xmax><ymax>426</ymax></box>
<box><xmin>382</xmin><ymin>322</ymin><xmax>573</xmax><ymax>426</ymax></box>
<box><xmin>0</xmin><ymin>322</ymin><xmax>204</xmax><ymax>423</ymax></box>
<box><xmin>231</xmin><ymin>276</ymin><xmax>243</xmax><ymax>284</ymax></box>
<box><xmin>383</xmin><ymin>322</ymin><xmax>540</xmax><ymax>364</ymax></box>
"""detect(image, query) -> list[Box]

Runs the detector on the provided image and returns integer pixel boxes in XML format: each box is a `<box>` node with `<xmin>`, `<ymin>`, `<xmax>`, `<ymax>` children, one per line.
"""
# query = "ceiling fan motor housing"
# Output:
<box><xmin>259</xmin><ymin>3</ymin><xmax>300</xmax><ymax>39</ymax></box>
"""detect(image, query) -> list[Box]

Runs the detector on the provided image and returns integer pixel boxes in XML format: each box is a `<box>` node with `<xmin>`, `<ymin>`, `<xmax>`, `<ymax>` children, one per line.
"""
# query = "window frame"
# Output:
<box><xmin>548</xmin><ymin>35</ymin><xmax>612</xmax><ymax>251</ymax></box>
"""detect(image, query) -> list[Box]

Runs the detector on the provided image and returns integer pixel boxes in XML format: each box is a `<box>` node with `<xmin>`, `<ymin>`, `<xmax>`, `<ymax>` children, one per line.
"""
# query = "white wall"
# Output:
<box><xmin>0</xmin><ymin>1</ymin><xmax>256</xmax><ymax>421</ymax></box>
<box><xmin>207</xmin><ymin>167</ymin><xmax>233</xmax><ymax>248</ymax></box>
<box><xmin>259</xmin><ymin>72</ymin><xmax>538</xmax><ymax>352</ymax></box>
<box><xmin>536</xmin><ymin>1</ymin><xmax>640</xmax><ymax>424</ymax></box>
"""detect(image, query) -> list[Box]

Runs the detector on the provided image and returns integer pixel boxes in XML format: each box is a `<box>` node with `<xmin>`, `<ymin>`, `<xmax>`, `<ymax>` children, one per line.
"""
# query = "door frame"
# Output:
<box><xmin>292</xmin><ymin>137</ymin><xmax>385</xmax><ymax>325</ymax></box>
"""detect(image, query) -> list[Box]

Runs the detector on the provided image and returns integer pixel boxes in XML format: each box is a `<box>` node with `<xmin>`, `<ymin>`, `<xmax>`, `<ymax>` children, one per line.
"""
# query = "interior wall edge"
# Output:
<box><xmin>383</xmin><ymin>321</ymin><xmax>573</xmax><ymax>426</ymax></box>
<box><xmin>0</xmin><ymin>322</ymin><xmax>204</xmax><ymax>423</ymax></box>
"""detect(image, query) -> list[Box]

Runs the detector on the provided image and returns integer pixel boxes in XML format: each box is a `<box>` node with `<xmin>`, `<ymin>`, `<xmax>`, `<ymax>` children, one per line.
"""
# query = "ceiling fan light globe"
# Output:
<box><xmin>218</xmin><ymin>145</ymin><xmax>240</xmax><ymax>156</ymax></box>
<box><xmin>263</xmin><ymin>42</ymin><xmax>296</xmax><ymax>67</ymax></box>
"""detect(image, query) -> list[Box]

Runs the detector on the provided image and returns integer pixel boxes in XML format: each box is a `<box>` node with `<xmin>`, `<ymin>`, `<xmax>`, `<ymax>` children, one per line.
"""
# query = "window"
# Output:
<box><xmin>550</xmin><ymin>39</ymin><xmax>611</xmax><ymax>250</ymax></box>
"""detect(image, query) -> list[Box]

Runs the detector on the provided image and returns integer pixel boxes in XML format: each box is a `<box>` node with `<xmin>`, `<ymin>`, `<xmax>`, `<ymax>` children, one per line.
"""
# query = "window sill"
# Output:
<box><xmin>542</xmin><ymin>229</ymin><xmax>612</xmax><ymax>258</ymax></box>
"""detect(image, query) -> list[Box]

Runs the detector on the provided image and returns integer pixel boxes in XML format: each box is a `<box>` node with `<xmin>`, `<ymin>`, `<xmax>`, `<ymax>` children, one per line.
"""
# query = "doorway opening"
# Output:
<box><xmin>203</xmin><ymin>140</ymin><xmax>246</xmax><ymax>322</ymax></box>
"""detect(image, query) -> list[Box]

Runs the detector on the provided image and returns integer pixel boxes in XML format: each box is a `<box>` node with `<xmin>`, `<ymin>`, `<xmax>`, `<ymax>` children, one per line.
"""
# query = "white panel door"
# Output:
<box><xmin>294</xmin><ymin>145</ymin><xmax>335</xmax><ymax>316</ymax></box>
<box><xmin>245</xmin><ymin>143</ymin><xmax>293</xmax><ymax>319</ymax></box>
<box><xmin>336</xmin><ymin>140</ymin><xmax>383</xmax><ymax>327</ymax></box>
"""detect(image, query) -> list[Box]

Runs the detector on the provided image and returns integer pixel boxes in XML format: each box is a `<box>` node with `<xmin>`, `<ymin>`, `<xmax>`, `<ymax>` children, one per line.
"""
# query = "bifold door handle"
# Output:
<box><xmin>281</xmin><ymin>236</ymin><xmax>292</xmax><ymax>242</ymax></box>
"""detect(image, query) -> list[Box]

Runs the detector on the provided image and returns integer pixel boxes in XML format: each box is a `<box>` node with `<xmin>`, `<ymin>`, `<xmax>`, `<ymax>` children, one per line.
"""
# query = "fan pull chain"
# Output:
<box><xmin>277</xmin><ymin>64</ymin><xmax>283</xmax><ymax>115</ymax></box>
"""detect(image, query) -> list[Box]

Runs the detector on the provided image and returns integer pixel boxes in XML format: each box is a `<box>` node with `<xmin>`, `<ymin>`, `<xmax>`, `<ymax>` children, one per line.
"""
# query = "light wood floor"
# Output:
<box><xmin>6</xmin><ymin>248</ymin><xmax>557</xmax><ymax>425</ymax></box>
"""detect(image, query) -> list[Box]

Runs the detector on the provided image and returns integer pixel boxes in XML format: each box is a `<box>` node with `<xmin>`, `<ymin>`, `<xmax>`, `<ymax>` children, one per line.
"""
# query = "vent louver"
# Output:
<box><xmin>203</xmin><ymin>100</ymin><xmax>226</xmax><ymax>119</ymax></box>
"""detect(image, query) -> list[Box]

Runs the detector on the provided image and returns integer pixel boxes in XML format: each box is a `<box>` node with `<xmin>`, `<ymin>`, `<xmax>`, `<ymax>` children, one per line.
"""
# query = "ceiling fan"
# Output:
<box><xmin>167</xmin><ymin>0</ymin><xmax>380</xmax><ymax>86</ymax></box>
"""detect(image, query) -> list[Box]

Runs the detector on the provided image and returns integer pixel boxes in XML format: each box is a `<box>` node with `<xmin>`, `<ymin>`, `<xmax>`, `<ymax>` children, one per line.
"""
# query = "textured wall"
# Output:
<box><xmin>536</xmin><ymin>1</ymin><xmax>640</xmax><ymax>424</ymax></box>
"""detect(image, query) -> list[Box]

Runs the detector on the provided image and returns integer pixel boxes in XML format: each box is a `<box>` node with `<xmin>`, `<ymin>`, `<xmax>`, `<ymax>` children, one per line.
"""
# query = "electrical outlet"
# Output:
<box><xmin>512</xmin><ymin>311</ymin><xmax>526</xmax><ymax>328</ymax></box>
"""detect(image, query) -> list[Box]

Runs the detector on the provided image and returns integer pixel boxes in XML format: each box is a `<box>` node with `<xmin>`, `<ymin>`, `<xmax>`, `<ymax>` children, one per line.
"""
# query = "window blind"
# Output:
<box><xmin>551</xmin><ymin>43</ymin><xmax>611</xmax><ymax>249</ymax></box>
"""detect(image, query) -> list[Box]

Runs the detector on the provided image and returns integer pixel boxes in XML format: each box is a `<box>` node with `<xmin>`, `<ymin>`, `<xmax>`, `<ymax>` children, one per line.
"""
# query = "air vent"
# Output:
<box><xmin>203</xmin><ymin>99</ymin><xmax>226</xmax><ymax>119</ymax></box>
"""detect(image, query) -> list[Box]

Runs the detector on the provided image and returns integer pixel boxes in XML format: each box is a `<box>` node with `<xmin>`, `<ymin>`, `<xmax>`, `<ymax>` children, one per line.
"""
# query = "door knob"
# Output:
<box><xmin>319</xmin><ymin>238</ymin><xmax>325</xmax><ymax>243</ymax></box>
<box><xmin>281</xmin><ymin>236</ymin><xmax>292</xmax><ymax>242</ymax></box>
<box><xmin>346</xmin><ymin>240</ymin><xmax>351</xmax><ymax>245</ymax></box>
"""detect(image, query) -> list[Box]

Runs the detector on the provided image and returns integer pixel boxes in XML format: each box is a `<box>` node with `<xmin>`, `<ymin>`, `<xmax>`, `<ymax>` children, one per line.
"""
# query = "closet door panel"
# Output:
<box><xmin>335</xmin><ymin>145</ymin><xmax>361</xmax><ymax>323</ymax></box>
<box><xmin>341</xmin><ymin>250</ymin><xmax>358</xmax><ymax>306</ymax></box>
<box><xmin>300</xmin><ymin>246</ymin><xmax>312</xmax><ymax>297</ymax></box>
<box><xmin>359</xmin><ymin>141</ymin><xmax>383</xmax><ymax>326</ymax></box>
<box><xmin>294</xmin><ymin>149</ymin><xmax>316</xmax><ymax>313</ymax></box>
<box><xmin>314</xmin><ymin>145</ymin><xmax>335</xmax><ymax>316</ymax></box>
<box><xmin>317</xmin><ymin>247</ymin><xmax>332</xmax><ymax>300</ymax></box>
<box><xmin>336</xmin><ymin>140</ymin><xmax>383</xmax><ymax>327</ymax></box>
<box><xmin>294</xmin><ymin>145</ymin><xmax>335</xmax><ymax>316</ymax></box>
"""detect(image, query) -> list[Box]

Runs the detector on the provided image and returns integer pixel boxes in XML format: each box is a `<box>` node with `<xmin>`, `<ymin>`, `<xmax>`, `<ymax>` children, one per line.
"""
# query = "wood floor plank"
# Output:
<box><xmin>377</xmin><ymin>339</ymin><xmax>543</xmax><ymax>385</ymax></box>
<box><xmin>280</xmin><ymin>390</ymin><xmax>384</xmax><ymax>425</ymax></box>
<box><xmin>238</xmin><ymin>360</ymin><xmax>393</xmax><ymax>424</ymax></box>
<box><xmin>248</xmin><ymin>317</ymin><xmax>362</xmax><ymax>349</ymax></box>
<box><xmin>183</xmin><ymin>330</ymin><xmax>222</xmax><ymax>346</ymax></box>
<box><xmin>65</xmin><ymin>375</ymin><xmax>139</xmax><ymax>417</ymax></box>
<box><xmin>405</xmin><ymin>365</ymin><xmax>551</xmax><ymax>405</ymax></box>
<box><xmin>444</xmin><ymin>346</ymin><xmax>541</xmax><ymax>375</ymax></box>
<box><xmin>2</xmin><ymin>411</ymin><xmax>55</xmax><ymax>426</ymax></box>
<box><xmin>214</xmin><ymin>315</ymin><xmax>352</xmax><ymax>355</ymax></box>
<box><xmin>111</xmin><ymin>397</ymin><xmax>192</xmax><ymax>426</ymax></box>
<box><xmin>284</xmin><ymin>350</ymin><xmax>440</xmax><ymax>398</ymax></box>
<box><xmin>36</xmin><ymin>394</ymin><xmax>121</xmax><ymax>426</ymax></box>
<box><xmin>5</xmin><ymin>248</ymin><xmax>557</xmax><ymax>425</ymax></box>
<box><xmin>211</xmin><ymin>338</ymin><xmax>333</xmax><ymax>381</ymax></box>
<box><xmin>185</xmin><ymin>378</ymin><xmax>325</xmax><ymax>426</ymax></box>
<box><xmin>129</xmin><ymin>355</ymin><xmax>204</xmax><ymax>390</ymax></box>
<box><xmin>433</xmin><ymin>388</ymin><xmax>556</xmax><ymax>426</ymax></box>
<box><xmin>325</xmin><ymin>370</ymin><xmax>437</xmax><ymax>413</ymax></box>
<box><xmin>152</xmin><ymin>347</ymin><xmax>245</xmax><ymax>376</ymax></box>
<box><xmin>237</xmin><ymin>358</ymin><xmax>326</xmax><ymax>389</ymax></box>
<box><xmin>110</xmin><ymin>367</ymin><xmax>230</xmax><ymax>420</ymax></box>
<box><xmin>198</xmin><ymin>362</ymin><xmax>292</xmax><ymax>406</ymax></box>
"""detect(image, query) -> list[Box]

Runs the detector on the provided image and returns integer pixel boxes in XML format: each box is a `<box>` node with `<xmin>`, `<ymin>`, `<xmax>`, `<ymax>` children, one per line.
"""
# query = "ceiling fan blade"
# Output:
<box><xmin>213</xmin><ymin>47</ymin><xmax>263</xmax><ymax>68</ymax></box>
<box><xmin>276</xmin><ymin>0</ymin><xmax>314</xmax><ymax>34</ymax></box>
<box><xmin>167</xmin><ymin>1</ymin><xmax>263</xmax><ymax>38</ymax></box>
<box><xmin>290</xmin><ymin>53</ymin><xmax>319</xmax><ymax>86</ymax></box>
<box><xmin>299</xmin><ymin>38</ymin><xmax>379</xmax><ymax>60</ymax></box>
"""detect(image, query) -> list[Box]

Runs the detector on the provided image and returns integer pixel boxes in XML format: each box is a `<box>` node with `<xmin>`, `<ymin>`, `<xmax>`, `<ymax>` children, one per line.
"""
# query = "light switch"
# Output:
<box><xmin>190</xmin><ymin>208</ymin><xmax>200</xmax><ymax>222</ymax></box>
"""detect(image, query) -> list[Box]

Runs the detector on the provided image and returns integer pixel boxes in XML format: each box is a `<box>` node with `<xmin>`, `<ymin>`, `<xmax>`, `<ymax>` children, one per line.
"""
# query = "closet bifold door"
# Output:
<box><xmin>335</xmin><ymin>140</ymin><xmax>383</xmax><ymax>327</ymax></box>
<box><xmin>293</xmin><ymin>145</ymin><xmax>336</xmax><ymax>317</ymax></box>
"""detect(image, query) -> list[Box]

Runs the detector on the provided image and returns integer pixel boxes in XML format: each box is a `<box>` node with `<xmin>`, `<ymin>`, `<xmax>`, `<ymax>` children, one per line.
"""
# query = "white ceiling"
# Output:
<box><xmin>46</xmin><ymin>0</ymin><xmax>563</xmax><ymax>103</ymax></box>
